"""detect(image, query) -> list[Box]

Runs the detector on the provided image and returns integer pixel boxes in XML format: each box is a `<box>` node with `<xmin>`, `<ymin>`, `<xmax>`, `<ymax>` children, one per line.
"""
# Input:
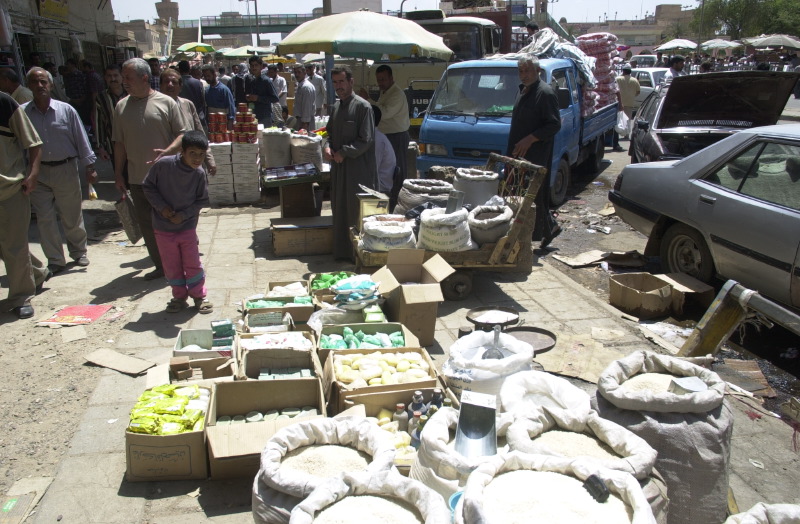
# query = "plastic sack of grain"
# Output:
<box><xmin>442</xmin><ymin>331</ymin><xmax>534</xmax><ymax>406</ymax></box>
<box><xmin>359</xmin><ymin>219</ymin><xmax>416</xmax><ymax>252</ymax></box>
<box><xmin>468</xmin><ymin>205</ymin><xmax>513</xmax><ymax>246</ymax></box>
<box><xmin>724</xmin><ymin>502</ymin><xmax>800</xmax><ymax>524</ymax></box>
<box><xmin>257</xmin><ymin>418</ymin><xmax>395</xmax><ymax>500</ymax></box>
<box><xmin>417</xmin><ymin>208</ymin><xmax>474</xmax><ymax>252</ymax></box>
<box><xmin>594</xmin><ymin>350</ymin><xmax>732</xmax><ymax>524</ymax></box>
<box><xmin>455</xmin><ymin>450</ymin><xmax>656</xmax><ymax>524</ymax></box>
<box><xmin>453</xmin><ymin>168</ymin><xmax>500</xmax><ymax>208</ymax></box>
<box><xmin>394</xmin><ymin>179</ymin><xmax>453</xmax><ymax>216</ymax></box>
<box><xmin>505</xmin><ymin>407</ymin><xmax>669</xmax><ymax>524</ymax></box>
<box><xmin>252</xmin><ymin>475</ymin><xmax>304</xmax><ymax>524</ymax></box>
<box><xmin>410</xmin><ymin>406</ymin><xmax>516</xmax><ymax>502</ymax></box>
<box><xmin>290</xmin><ymin>133</ymin><xmax>323</xmax><ymax>172</ymax></box>
<box><xmin>261</xmin><ymin>127</ymin><xmax>292</xmax><ymax>167</ymax></box>
<box><xmin>499</xmin><ymin>370</ymin><xmax>592</xmax><ymax>416</ymax></box>
<box><xmin>290</xmin><ymin>469</ymin><xmax>450</xmax><ymax>524</ymax></box>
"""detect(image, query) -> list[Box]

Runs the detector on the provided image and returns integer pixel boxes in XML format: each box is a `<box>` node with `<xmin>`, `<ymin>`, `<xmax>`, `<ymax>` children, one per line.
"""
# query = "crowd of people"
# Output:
<box><xmin>0</xmin><ymin>52</ymin><xmax>413</xmax><ymax>319</ymax></box>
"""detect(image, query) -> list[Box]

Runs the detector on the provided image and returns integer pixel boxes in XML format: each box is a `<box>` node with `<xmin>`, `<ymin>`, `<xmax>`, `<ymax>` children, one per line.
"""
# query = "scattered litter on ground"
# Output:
<box><xmin>598</xmin><ymin>203</ymin><xmax>616</xmax><ymax>216</ymax></box>
<box><xmin>84</xmin><ymin>348</ymin><xmax>155</xmax><ymax>375</ymax></box>
<box><xmin>38</xmin><ymin>304</ymin><xmax>113</xmax><ymax>326</ymax></box>
<box><xmin>552</xmin><ymin>249</ymin><xmax>646</xmax><ymax>268</ymax></box>
<box><xmin>749</xmin><ymin>459</ymin><xmax>765</xmax><ymax>469</ymax></box>
<box><xmin>60</xmin><ymin>325</ymin><xmax>88</xmax><ymax>343</ymax></box>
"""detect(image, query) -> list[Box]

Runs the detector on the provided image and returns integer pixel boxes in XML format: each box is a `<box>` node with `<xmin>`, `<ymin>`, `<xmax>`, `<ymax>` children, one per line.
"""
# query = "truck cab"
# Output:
<box><xmin>417</xmin><ymin>58</ymin><xmax>617</xmax><ymax>205</ymax></box>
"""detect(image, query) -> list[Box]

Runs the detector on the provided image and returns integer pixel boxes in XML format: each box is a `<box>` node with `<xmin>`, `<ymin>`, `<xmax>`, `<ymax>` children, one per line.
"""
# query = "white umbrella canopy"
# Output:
<box><xmin>656</xmin><ymin>38</ymin><xmax>698</xmax><ymax>51</ymax></box>
<box><xmin>700</xmin><ymin>38</ymin><xmax>742</xmax><ymax>50</ymax></box>
<box><xmin>276</xmin><ymin>11</ymin><xmax>453</xmax><ymax>61</ymax></box>
<box><xmin>742</xmin><ymin>34</ymin><xmax>800</xmax><ymax>49</ymax></box>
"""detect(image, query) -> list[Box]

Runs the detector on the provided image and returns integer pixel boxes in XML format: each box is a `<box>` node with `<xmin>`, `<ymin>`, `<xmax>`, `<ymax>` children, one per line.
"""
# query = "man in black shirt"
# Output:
<box><xmin>506</xmin><ymin>54</ymin><xmax>562</xmax><ymax>248</ymax></box>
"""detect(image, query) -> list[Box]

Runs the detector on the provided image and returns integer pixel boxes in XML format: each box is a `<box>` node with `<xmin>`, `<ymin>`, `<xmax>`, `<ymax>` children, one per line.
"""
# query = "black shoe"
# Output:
<box><xmin>540</xmin><ymin>225</ymin><xmax>563</xmax><ymax>249</ymax></box>
<box><xmin>612</xmin><ymin>146</ymin><xmax>625</xmax><ymax>152</ymax></box>
<box><xmin>144</xmin><ymin>268</ymin><xmax>164</xmax><ymax>281</ymax></box>
<box><xmin>12</xmin><ymin>305</ymin><xmax>34</xmax><ymax>319</ymax></box>
<box><xmin>75</xmin><ymin>255</ymin><xmax>90</xmax><ymax>267</ymax></box>
<box><xmin>35</xmin><ymin>268</ymin><xmax>53</xmax><ymax>294</ymax></box>
<box><xmin>48</xmin><ymin>264</ymin><xmax>65</xmax><ymax>274</ymax></box>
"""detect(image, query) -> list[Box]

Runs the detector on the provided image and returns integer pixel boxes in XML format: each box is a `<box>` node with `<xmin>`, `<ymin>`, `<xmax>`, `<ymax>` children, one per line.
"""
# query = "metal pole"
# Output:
<box><xmin>399</xmin><ymin>0</ymin><xmax>409</xmax><ymax>18</ymax></box>
<box><xmin>254</xmin><ymin>0</ymin><xmax>260</xmax><ymax>46</ymax></box>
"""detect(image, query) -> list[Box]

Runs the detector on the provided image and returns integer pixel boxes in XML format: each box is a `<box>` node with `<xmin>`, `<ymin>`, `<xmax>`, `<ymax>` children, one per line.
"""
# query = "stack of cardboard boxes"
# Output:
<box><xmin>207</xmin><ymin>142</ymin><xmax>235</xmax><ymax>205</ymax></box>
<box><xmin>232</xmin><ymin>140</ymin><xmax>261</xmax><ymax>204</ymax></box>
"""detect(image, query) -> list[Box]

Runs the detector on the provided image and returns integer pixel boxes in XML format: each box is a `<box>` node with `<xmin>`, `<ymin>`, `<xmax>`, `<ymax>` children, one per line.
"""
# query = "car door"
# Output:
<box><xmin>633</xmin><ymin>71</ymin><xmax>654</xmax><ymax>108</ymax></box>
<box><xmin>549</xmin><ymin>67</ymin><xmax>578</xmax><ymax>164</ymax></box>
<box><xmin>690</xmin><ymin>139</ymin><xmax>800</xmax><ymax>305</ymax></box>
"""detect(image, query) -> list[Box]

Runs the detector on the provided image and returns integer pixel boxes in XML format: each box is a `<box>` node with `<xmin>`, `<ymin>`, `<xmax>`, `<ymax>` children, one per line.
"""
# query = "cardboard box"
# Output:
<box><xmin>317</xmin><ymin>322</ymin><xmax>420</xmax><ymax>365</ymax></box>
<box><xmin>308</xmin><ymin>271</ymin><xmax>357</xmax><ymax>295</ymax></box>
<box><xmin>357</xmin><ymin>192</ymin><xmax>389</xmax><ymax>230</ymax></box>
<box><xmin>209</xmin><ymin>142</ymin><xmax>232</xmax><ymax>157</ymax></box>
<box><xmin>173</xmin><ymin>329</ymin><xmax>234</xmax><ymax>359</ymax></box>
<box><xmin>232</xmin><ymin>162</ymin><xmax>260</xmax><ymax>176</ymax></box>
<box><xmin>656</xmin><ymin>273</ymin><xmax>715</xmax><ymax>315</ymax></box>
<box><xmin>232</xmin><ymin>142</ymin><xmax>259</xmax><ymax>156</ymax></box>
<box><xmin>323</xmin><ymin>346</ymin><xmax>439</xmax><ymax>414</ymax></box>
<box><xmin>609</xmin><ymin>272</ymin><xmax>673</xmax><ymax>320</ymax></box>
<box><xmin>237</xmin><ymin>344</ymin><xmax>323</xmax><ymax>381</ymax></box>
<box><xmin>243</xmin><ymin>296</ymin><xmax>314</xmax><ymax>324</ymax></box>
<box><xmin>125</xmin><ymin>386</ymin><xmax>211</xmax><ymax>481</ymax></box>
<box><xmin>213</xmin><ymin>164</ymin><xmax>233</xmax><ymax>176</ymax></box>
<box><xmin>279</xmin><ymin>183</ymin><xmax>318</xmax><ymax>218</ymax></box>
<box><xmin>341</xmin><ymin>384</ymin><xmax>460</xmax><ymax>416</ymax></box>
<box><xmin>236</xmin><ymin>331</ymin><xmax>316</xmax><ymax>362</ymax></box>
<box><xmin>372</xmin><ymin>249</ymin><xmax>456</xmax><ymax>346</ymax></box>
<box><xmin>206</xmin><ymin>379</ymin><xmax>326</xmax><ymax>479</ymax></box>
<box><xmin>271</xmin><ymin>217</ymin><xmax>333</xmax><ymax>257</ymax></box>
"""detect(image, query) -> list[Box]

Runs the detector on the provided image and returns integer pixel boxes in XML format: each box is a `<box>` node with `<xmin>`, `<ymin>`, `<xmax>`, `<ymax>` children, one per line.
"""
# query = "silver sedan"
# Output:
<box><xmin>609</xmin><ymin>124</ymin><xmax>800</xmax><ymax>309</ymax></box>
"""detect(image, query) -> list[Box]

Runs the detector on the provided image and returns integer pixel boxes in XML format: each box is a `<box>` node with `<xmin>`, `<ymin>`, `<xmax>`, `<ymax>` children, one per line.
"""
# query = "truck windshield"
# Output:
<box><xmin>429</xmin><ymin>67</ymin><xmax>518</xmax><ymax>116</ymax></box>
<box><xmin>420</xmin><ymin>24</ymin><xmax>482</xmax><ymax>61</ymax></box>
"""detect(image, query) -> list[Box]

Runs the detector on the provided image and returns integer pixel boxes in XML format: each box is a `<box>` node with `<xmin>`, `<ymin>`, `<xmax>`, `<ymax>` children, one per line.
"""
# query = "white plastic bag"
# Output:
<box><xmin>615</xmin><ymin>110</ymin><xmax>630</xmax><ymax>134</ymax></box>
<box><xmin>417</xmin><ymin>208</ymin><xmax>474</xmax><ymax>252</ymax></box>
<box><xmin>442</xmin><ymin>331</ymin><xmax>534</xmax><ymax>406</ymax></box>
<box><xmin>499</xmin><ymin>370</ymin><xmax>592</xmax><ymax>416</ymax></box>
<box><xmin>290</xmin><ymin>470</ymin><xmax>451</xmax><ymax>524</ymax></box>
<box><xmin>725</xmin><ymin>502</ymin><xmax>800</xmax><ymax>524</ymax></box>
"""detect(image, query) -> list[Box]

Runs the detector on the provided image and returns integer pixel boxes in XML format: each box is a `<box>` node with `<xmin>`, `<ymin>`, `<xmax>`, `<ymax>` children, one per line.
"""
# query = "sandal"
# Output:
<box><xmin>166</xmin><ymin>298</ymin><xmax>188</xmax><ymax>313</ymax></box>
<box><xmin>194</xmin><ymin>298</ymin><xmax>214</xmax><ymax>314</ymax></box>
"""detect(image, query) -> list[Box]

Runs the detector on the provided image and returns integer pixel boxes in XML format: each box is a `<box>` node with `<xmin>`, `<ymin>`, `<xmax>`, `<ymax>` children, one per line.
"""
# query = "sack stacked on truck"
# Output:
<box><xmin>576</xmin><ymin>33</ymin><xmax>620</xmax><ymax>113</ymax></box>
<box><xmin>416</xmin><ymin>208</ymin><xmax>474</xmax><ymax>252</ymax></box>
<box><xmin>442</xmin><ymin>331</ymin><xmax>534</xmax><ymax>405</ymax></box>
<box><xmin>454</xmin><ymin>450</ymin><xmax>657</xmax><ymax>524</ymax></box>
<box><xmin>593</xmin><ymin>350</ymin><xmax>732</xmax><ymax>524</ymax></box>
<box><xmin>290</xmin><ymin>470</ymin><xmax>450</xmax><ymax>523</ymax></box>
<box><xmin>261</xmin><ymin>128</ymin><xmax>292</xmax><ymax>167</ymax></box>
<box><xmin>394</xmin><ymin>179</ymin><xmax>453</xmax><ymax>215</ymax></box>
<box><xmin>359</xmin><ymin>215</ymin><xmax>416</xmax><ymax>252</ymax></box>
<box><xmin>410</xmin><ymin>406</ymin><xmax>516</xmax><ymax>503</ymax></box>
<box><xmin>468</xmin><ymin>205</ymin><xmax>513</xmax><ymax>245</ymax></box>
<box><xmin>252</xmin><ymin>418</ymin><xmax>396</xmax><ymax>524</ymax></box>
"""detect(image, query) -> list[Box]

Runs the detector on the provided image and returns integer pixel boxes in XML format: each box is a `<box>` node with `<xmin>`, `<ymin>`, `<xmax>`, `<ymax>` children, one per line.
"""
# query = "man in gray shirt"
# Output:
<box><xmin>306</xmin><ymin>64</ymin><xmax>326</xmax><ymax>117</ymax></box>
<box><xmin>24</xmin><ymin>67</ymin><xmax>96</xmax><ymax>274</ymax></box>
<box><xmin>292</xmin><ymin>64</ymin><xmax>316</xmax><ymax>131</ymax></box>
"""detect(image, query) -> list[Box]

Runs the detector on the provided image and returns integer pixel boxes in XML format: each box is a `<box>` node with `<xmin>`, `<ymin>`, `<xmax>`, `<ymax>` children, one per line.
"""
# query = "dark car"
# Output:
<box><xmin>629</xmin><ymin>71</ymin><xmax>798</xmax><ymax>164</ymax></box>
<box><xmin>610</xmin><ymin>124</ymin><xmax>800</xmax><ymax>309</ymax></box>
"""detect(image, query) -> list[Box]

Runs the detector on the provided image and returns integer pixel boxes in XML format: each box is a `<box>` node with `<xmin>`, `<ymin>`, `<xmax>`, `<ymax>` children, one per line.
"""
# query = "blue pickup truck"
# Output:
<box><xmin>416</xmin><ymin>58</ymin><xmax>618</xmax><ymax>205</ymax></box>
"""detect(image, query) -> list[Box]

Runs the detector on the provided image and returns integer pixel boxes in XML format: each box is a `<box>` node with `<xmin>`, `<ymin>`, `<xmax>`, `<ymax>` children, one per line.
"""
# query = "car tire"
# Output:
<box><xmin>550</xmin><ymin>158</ymin><xmax>570</xmax><ymax>207</ymax></box>
<box><xmin>660</xmin><ymin>224</ymin><xmax>715</xmax><ymax>283</ymax></box>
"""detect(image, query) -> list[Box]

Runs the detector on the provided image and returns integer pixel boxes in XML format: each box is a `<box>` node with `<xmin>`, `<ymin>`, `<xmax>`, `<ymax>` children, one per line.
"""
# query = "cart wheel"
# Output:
<box><xmin>442</xmin><ymin>271</ymin><xmax>473</xmax><ymax>301</ymax></box>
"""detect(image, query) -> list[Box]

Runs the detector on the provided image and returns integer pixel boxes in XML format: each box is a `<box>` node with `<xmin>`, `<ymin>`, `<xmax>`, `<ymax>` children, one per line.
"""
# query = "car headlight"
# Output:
<box><xmin>421</xmin><ymin>143</ymin><xmax>447</xmax><ymax>156</ymax></box>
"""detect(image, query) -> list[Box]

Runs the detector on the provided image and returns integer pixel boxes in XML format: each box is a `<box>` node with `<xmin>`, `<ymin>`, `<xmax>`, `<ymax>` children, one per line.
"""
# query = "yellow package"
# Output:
<box><xmin>181</xmin><ymin>408</ymin><xmax>204</xmax><ymax>428</ymax></box>
<box><xmin>130</xmin><ymin>407</ymin><xmax>157</xmax><ymax>420</ymax></box>
<box><xmin>174</xmin><ymin>385</ymin><xmax>199</xmax><ymax>399</ymax></box>
<box><xmin>159</xmin><ymin>422</ymin><xmax>185</xmax><ymax>435</ymax></box>
<box><xmin>128</xmin><ymin>417</ymin><xmax>159</xmax><ymax>434</ymax></box>
<box><xmin>153</xmin><ymin>396</ymin><xmax>188</xmax><ymax>415</ymax></box>
<box><xmin>150</xmin><ymin>384</ymin><xmax>178</xmax><ymax>397</ymax></box>
<box><xmin>193</xmin><ymin>419</ymin><xmax>205</xmax><ymax>432</ymax></box>
<box><xmin>137</xmin><ymin>391</ymin><xmax>168</xmax><ymax>402</ymax></box>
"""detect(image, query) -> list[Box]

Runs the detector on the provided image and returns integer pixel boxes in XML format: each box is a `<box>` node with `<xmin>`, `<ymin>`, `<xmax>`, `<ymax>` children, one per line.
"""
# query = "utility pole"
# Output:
<box><xmin>323</xmin><ymin>0</ymin><xmax>332</xmax><ymax>16</ymax></box>
<box><xmin>254</xmin><ymin>0</ymin><xmax>260</xmax><ymax>46</ymax></box>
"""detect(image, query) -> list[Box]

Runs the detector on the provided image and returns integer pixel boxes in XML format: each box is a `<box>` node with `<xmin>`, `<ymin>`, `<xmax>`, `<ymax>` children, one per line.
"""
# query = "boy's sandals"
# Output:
<box><xmin>166</xmin><ymin>298</ymin><xmax>188</xmax><ymax>313</ymax></box>
<box><xmin>194</xmin><ymin>297</ymin><xmax>214</xmax><ymax>314</ymax></box>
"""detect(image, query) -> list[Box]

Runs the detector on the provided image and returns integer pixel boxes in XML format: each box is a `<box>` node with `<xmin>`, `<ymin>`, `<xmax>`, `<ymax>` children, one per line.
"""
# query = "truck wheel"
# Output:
<box><xmin>659</xmin><ymin>224</ymin><xmax>715</xmax><ymax>283</ymax></box>
<box><xmin>442</xmin><ymin>271</ymin><xmax>473</xmax><ymax>301</ymax></box>
<box><xmin>550</xmin><ymin>159</ymin><xmax>570</xmax><ymax>207</ymax></box>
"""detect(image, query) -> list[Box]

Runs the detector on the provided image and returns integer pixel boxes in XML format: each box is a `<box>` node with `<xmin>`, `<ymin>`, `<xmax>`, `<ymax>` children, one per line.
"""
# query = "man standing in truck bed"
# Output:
<box><xmin>507</xmin><ymin>54</ymin><xmax>561</xmax><ymax>248</ymax></box>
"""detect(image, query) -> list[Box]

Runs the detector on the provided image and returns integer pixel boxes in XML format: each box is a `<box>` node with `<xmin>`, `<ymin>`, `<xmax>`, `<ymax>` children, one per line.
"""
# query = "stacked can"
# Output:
<box><xmin>208</xmin><ymin>112</ymin><xmax>231</xmax><ymax>143</ymax></box>
<box><xmin>233</xmin><ymin>104</ymin><xmax>258</xmax><ymax>143</ymax></box>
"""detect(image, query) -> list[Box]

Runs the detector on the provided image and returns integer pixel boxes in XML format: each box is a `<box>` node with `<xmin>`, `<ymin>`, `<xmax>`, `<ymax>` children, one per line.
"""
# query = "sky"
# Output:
<box><xmin>113</xmin><ymin>0</ymin><xmax>682</xmax><ymax>29</ymax></box>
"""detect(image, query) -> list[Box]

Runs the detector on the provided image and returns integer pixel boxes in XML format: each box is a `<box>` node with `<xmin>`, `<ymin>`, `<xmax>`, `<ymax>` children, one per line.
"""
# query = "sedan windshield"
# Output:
<box><xmin>429</xmin><ymin>67</ymin><xmax>519</xmax><ymax>116</ymax></box>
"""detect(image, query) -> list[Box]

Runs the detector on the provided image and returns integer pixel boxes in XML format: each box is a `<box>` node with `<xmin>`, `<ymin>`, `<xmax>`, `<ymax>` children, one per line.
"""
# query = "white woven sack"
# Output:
<box><xmin>261</xmin><ymin>128</ymin><xmax>292</xmax><ymax>167</ymax></box>
<box><xmin>359</xmin><ymin>220</ymin><xmax>416</xmax><ymax>252</ymax></box>
<box><xmin>409</xmin><ymin>407</ymin><xmax>516</xmax><ymax>503</ymax></box>
<box><xmin>290</xmin><ymin>470</ymin><xmax>451</xmax><ymax>524</ymax></box>
<box><xmin>453</xmin><ymin>168</ymin><xmax>500</xmax><ymax>208</ymax></box>
<box><xmin>252</xmin><ymin>475</ymin><xmax>302</xmax><ymax>524</ymax></box>
<box><xmin>499</xmin><ymin>370</ymin><xmax>592</xmax><ymax>416</ymax></box>
<box><xmin>468</xmin><ymin>205</ymin><xmax>513</xmax><ymax>246</ymax></box>
<box><xmin>506</xmin><ymin>407</ymin><xmax>657</xmax><ymax>480</ymax></box>
<box><xmin>442</xmin><ymin>331</ymin><xmax>533</xmax><ymax>407</ymax></box>
<box><xmin>417</xmin><ymin>208</ymin><xmax>474</xmax><ymax>252</ymax></box>
<box><xmin>594</xmin><ymin>350</ymin><xmax>733</xmax><ymax>524</ymax></box>
<box><xmin>258</xmin><ymin>418</ymin><xmax>395</xmax><ymax>499</ymax></box>
<box><xmin>394</xmin><ymin>179</ymin><xmax>453</xmax><ymax>215</ymax></box>
<box><xmin>455</xmin><ymin>451</ymin><xmax>657</xmax><ymax>524</ymax></box>
<box><xmin>290</xmin><ymin>133</ymin><xmax>323</xmax><ymax>172</ymax></box>
<box><xmin>725</xmin><ymin>503</ymin><xmax>800</xmax><ymax>524</ymax></box>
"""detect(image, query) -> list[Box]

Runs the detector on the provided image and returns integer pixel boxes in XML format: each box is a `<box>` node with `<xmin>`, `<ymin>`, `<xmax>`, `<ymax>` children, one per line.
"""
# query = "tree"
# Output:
<box><xmin>762</xmin><ymin>0</ymin><xmax>800</xmax><ymax>35</ymax></box>
<box><xmin>691</xmin><ymin>0</ymin><xmax>770</xmax><ymax>40</ymax></box>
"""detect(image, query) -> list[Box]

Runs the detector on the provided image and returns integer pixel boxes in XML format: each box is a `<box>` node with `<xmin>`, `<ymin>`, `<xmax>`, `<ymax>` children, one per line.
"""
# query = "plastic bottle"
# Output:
<box><xmin>429</xmin><ymin>388</ymin><xmax>444</xmax><ymax>409</ymax></box>
<box><xmin>393</xmin><ymin>403</ymin><xmax>409</xmax><ymax>432</ymax></box>
<box><xmin>409</xmin><ymin>411</ymin><xmax>423</xmax><ymax>449</ymax></box>
<box><xmin>408</xmin><ymin>390</ymin><xmax>427</xmax><ymax>418</ymax></box>
<box><xmin>443</xmin><ymin>398</ymin><xmax>453</xmax><ymax>409</ymax></box>
<box><xmin>413</xmin><ymin>106</ymin><xmax>420</xmax><ymax>119</ymax></box>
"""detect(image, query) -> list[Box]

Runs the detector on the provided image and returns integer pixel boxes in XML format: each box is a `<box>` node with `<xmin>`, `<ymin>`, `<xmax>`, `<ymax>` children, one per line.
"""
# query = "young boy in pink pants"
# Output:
<box><xmin>143</xmin><ymin>130</ymin><xmax>213</xmax><ymax>313</ymax></box>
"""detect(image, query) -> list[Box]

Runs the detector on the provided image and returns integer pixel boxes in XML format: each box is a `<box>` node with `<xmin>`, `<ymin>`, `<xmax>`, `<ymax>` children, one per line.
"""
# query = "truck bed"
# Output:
<box><xmin>581</xmin><ymin>102</ymin><xmax>618</xmax><ymax>146</ymax></box>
